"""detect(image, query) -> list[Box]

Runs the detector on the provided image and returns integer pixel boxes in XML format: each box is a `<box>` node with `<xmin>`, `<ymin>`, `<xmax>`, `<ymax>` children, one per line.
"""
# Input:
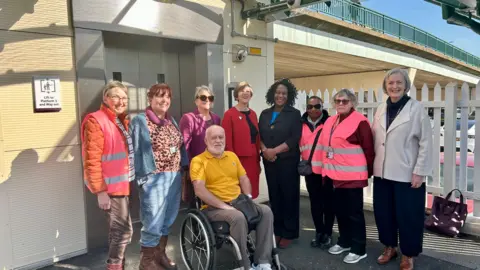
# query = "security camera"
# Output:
<box><xmin>232</xmin><ymin>44</ymin><xmax>248</xmax><ymax>62</ymax></box>
<box><xmin>287</xmin><ymin>0</ymin><xmax>302</xmax><ymax>9</ymax></box>
<box><xmin>236</xmin><ymin>49</ymin><xmax>247</xmax><ymax>62</ymax></box>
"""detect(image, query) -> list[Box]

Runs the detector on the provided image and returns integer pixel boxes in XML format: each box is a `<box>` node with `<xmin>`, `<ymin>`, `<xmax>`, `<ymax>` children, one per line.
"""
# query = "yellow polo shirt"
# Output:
<box><xmin>190</xmin><ymin>150</ymin><xmax>246</xmax><ymax>204</ymax></box>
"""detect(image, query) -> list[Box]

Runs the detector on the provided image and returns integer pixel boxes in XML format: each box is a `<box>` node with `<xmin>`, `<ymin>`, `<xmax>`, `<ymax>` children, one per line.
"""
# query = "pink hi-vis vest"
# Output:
<box><xmin>299</xmin><ymin>123</ymin><xmax>324</xmax><ymax>174</ymax></box>
<box><xmin>320</xmin><ymin>111</ymin><xmax>368</xmax><ymax>181</ymax></box>
<box><xmin>81</xmin><ymin>110</ymin><xmax>130</xmax><ymax>195</ymax></box>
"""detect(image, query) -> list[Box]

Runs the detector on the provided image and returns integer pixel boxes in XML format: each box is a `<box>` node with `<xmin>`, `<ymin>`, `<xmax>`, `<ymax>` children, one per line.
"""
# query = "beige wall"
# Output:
<box><xmin>0</xmin><ymin>0</ymin><xmax>87</xmax><ymax>268</ymax></box>
<box><xmin>291</xmin><ymin>71</ymin><xmax>385</xmax><ymax>93</ymax></box>
<box><xmin>222</xmin><ymin>0</ymin><xmax>275</xmax><ymax>203</ymax></box>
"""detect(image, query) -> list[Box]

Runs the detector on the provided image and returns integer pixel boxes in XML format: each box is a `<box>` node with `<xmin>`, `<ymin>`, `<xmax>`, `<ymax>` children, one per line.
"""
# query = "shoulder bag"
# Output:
<box><xmin>298</xmin><ymin>128</ymin><xmax>322</xmax><ymax>176</ymax></box>
<box><xmin>231</xmin><ymin>194</ymin><xmax>263</xmax><ymax>230</ymax></box>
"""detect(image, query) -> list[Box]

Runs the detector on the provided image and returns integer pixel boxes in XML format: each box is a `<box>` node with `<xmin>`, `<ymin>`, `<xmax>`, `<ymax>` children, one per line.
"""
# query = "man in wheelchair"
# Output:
<box><xmin>189</xmin><ymin>125</ymin><xmax>274</xmax><ymax>270</ymax></box>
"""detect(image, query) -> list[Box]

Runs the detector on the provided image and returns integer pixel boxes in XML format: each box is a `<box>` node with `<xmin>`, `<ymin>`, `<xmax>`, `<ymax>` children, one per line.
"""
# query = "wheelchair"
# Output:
<box><xmin>179</xmin><ymin>198</ymin><xmax>287</xmax><ymax>270</ymax></box>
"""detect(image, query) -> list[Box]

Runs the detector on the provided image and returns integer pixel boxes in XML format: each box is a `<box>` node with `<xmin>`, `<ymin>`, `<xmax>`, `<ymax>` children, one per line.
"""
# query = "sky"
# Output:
<box><xmin>360</xmin><ymin>0</ymin><xmax>480</xmax><ymax>57</ymax></box>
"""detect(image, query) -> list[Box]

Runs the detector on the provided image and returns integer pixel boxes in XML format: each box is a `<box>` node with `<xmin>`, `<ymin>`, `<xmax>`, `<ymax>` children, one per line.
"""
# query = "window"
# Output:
<box><xmin>113</xmin><ymin>72</ymin><xmax>122</xmax><ymax>82</ymax></box>
<box><xmin>157</xmin><ymin>74</ymin><xmax>165</xmax><ymax>84</ymax></box>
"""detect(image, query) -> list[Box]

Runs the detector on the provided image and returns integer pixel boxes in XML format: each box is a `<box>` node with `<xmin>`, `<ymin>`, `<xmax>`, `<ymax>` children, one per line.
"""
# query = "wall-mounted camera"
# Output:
<box><xmin>232</xmin><ymin>44</ymin><xmax>248</xmax><ymax>63</ymax></box>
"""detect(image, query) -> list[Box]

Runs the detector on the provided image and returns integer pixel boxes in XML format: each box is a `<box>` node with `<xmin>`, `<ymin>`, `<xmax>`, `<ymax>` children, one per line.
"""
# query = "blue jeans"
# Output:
<box><xmin>138</xmin><ymin>171</ymin><xmax>181</xmax><ymax>247</ymax></box>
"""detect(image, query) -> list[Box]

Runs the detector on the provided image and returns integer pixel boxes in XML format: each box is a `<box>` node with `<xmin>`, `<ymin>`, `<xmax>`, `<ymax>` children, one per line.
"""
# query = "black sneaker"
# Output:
<box><xmin>311</xmin><ymin>233</ymin><xmax>332</xmax><ymax>248</ymax></box>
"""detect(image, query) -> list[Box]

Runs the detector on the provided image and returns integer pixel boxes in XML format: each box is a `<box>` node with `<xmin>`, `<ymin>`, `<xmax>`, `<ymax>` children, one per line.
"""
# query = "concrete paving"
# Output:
<box><xmin>42</xmin><ymin>198</ymin><xmax>480</xmax><ymax>270</ymax></box>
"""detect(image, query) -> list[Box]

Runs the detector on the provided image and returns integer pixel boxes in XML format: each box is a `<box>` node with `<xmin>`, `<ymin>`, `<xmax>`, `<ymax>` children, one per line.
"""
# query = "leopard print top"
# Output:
<box><xmin>147</xmin><ymin>118</ymin><xmax>183</xmax><ymax>173</ymax></box>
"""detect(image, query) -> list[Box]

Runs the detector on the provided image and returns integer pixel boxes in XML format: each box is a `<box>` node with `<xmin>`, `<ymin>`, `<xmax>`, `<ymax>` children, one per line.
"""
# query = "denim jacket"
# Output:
<box><xmin>129</xmin><ymin>113</ymin><xmax>189</xmax><ymax>185</ymax></box>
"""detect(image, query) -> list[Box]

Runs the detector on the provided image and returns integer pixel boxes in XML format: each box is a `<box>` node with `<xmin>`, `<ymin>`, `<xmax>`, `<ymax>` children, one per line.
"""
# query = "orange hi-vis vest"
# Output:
<box><xmin>299</xmin><ymin>123</ymin><xmax>324</xmax><ymax>174</ymax></box>
<box><xmin>81</xmin><ymin>110</ymin><xmax>130</xmax><ymax>195</ymax></box>
<box><xmin>320</xmin><ymin>111</ymin><xmax>368</xmax><ymax>181</ymax></box>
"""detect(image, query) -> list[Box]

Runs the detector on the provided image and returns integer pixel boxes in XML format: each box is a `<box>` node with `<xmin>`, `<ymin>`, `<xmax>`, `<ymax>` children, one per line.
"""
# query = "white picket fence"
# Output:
<box><xmin>294</xmin><ymin>82</ymin><xmax>480</xmax><ymax>223</ymax></box>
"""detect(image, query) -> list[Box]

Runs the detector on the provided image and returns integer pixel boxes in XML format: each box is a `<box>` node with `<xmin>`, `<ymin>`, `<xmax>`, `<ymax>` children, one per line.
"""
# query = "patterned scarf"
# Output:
<box><xmin>115</xmin><ymin>118</ymin><xmax>135</xmax><ymax>182</ymax></box>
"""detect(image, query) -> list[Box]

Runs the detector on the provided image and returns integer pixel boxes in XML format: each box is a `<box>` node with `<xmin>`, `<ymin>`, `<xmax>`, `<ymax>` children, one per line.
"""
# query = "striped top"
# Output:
<box><xmin>116</xmin><ymin>117</ymin><xmax>135</xmax><ymax>182</ymax></box>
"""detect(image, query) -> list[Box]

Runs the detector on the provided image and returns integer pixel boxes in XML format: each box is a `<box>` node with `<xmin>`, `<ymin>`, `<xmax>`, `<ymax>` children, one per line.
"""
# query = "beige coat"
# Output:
<box><xmin>371</xmin><ymin>98</ymin><xmax>433</xmax><ymax>183</ymax></box>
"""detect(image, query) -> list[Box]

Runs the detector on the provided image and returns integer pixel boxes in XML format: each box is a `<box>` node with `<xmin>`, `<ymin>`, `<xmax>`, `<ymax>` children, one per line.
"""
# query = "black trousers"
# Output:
<box><xmin>264</xmin><ymin>157</ymin><xmax>300</xmax><ymax>239</ymax></box>
<box><xmin>334</xmin><ymin>186</ymin><xmax>366</xmax><ymax>255</ymax></box>
<box><xmin>305</xmin><ymin>174</ymin><xmax>335</xmax><ymax>236</ymax></box>
<box><xmin>373</xmin><ymin>177</ymin><xmax>426</xmax><ymax>257</ymax></box>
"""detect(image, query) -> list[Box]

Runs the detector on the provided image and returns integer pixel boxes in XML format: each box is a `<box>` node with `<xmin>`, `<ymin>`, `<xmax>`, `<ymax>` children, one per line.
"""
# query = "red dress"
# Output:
<box><xmin>222</xmin><ymin>107</ymin><xmax>261</xmax><ymax>198</ymax></box>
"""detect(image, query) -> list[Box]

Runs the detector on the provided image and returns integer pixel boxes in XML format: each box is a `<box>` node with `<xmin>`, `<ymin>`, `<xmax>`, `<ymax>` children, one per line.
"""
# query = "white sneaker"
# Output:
<box><xmin>343</xmin><ymin>252</ymin><xmax>367</xmax><ymax>264</ymax></box>
<box><xmin>328</xmin><ymin>244</ymin><xmax>351</xmax><ymax>255</ymax></box>
<box><xmin>252</xmin><ymin>263</ymin><xmax>272</xmax><ymax>270</ymax></box>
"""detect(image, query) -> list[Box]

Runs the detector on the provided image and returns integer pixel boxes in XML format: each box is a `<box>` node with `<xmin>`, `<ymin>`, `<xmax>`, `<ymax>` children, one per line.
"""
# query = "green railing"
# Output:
<box><xmin>307</xmin><ymin>0</ymin><xmax>480</xmax><ymax>68</ymax></box>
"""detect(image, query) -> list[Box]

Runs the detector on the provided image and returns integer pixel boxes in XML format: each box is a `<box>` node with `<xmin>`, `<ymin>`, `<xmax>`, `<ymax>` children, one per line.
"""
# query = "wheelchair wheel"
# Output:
<box><xmin>180</xmin><ymin>209</ymin><xmax>216</xmax><ymax>270</ymax></box>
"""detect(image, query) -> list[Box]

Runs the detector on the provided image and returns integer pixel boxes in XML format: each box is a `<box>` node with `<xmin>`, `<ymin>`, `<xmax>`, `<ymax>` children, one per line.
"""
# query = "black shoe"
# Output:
<box><xmin>311</xmin><ymin>233</ymin><xmax>331</xmax><ymax>248</ymax></box>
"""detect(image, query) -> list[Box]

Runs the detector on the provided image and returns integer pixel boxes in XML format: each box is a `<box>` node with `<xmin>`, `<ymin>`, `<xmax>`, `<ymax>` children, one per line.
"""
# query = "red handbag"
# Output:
<box><xmin>424</xmin><ymin>189</ymin><xmax>468</xmax><ymax>237</ymax></box>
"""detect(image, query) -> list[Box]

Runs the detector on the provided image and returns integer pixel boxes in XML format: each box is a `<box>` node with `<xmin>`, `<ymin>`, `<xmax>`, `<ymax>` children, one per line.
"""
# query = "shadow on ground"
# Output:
<box><xmin>42</xmin><ymin>198</ymin><xmax>480</xmax><ymax>270</ymax></box>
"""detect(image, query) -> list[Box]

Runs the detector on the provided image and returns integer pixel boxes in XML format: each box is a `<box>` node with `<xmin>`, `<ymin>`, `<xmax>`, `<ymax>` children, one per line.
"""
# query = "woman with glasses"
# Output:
<box><xmin>179</xmin><ymin>85</ymin><xmax>221</xmax><ymax>205</ymax></box>
<box><xmin>372</xmin><ymin>68</ymin><xmax>432</xmax><ymax>270</ymax></box>
<box><xmin>81</xmin><ymin>81</ymin><xmax>134</xmax><ymax>269</ymax></box>
<box><xmin>299</xmin><ymin>96</ymin><xmax>334</xmax><ymax>249</ymax></box>
<box><xmin>130</xmin><ymin>83</ymin><xmax>188</xmax><ymax>269</ymax></box>
<box><xmin>319</xmin><ymin>89</ymin><xmax>374</xmax><ymax>264</ymax></box>
<box><xmin>258</xmin><ymin>78</ymin><xmax>302</xmax><ymax>249</ymax></box>
<box><xmin>221</xmin><ymin>82</ymin><xmax>261</xmax><ymax>199</ymax></box>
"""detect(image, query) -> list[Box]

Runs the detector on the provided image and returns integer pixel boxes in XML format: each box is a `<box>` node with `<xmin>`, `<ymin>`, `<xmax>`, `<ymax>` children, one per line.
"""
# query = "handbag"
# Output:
<box><xmin>298</xmin><ymin>128</ymin><xmax>322</xmax><ymax>176</ymax></box>
<box><xmin>231</xmin><ymin>194</ymin><xmax>263</xmax><ymax>230</ymax></box>
<box><xmin>424</xmin><ymin>188</ymin><xmax>468</xmax><ymax>237</ymax></box>
<box><xmin>181</xmin><ymin>170</ymin><xmax>196</xmax><ymax>205</ymax></box>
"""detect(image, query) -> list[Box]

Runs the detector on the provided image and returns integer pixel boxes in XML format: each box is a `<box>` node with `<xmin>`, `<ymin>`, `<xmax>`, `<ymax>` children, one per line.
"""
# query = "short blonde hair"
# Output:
<box><xmin>194</xmin><ymin>85</ymin><xmax>214</xmax><ymax>100</ymax></box>
<box><xmin>102</xmin><ymin>81</ymin><xmax>127</xmax><ymax>97</ymax></box>
<box><xmin>234</xmin><ymin>81</ymin><xmax>253</xmax><ymax>100</ymax></box>
<box><xmin>382</xmin><ymin>68</ymin><xmax>411</xmax><ymax>94</ymax></box>
<box><xmin>333</xmin><ymin>88</ymin><xmax>358</xmax><ymax>108</ymax></box>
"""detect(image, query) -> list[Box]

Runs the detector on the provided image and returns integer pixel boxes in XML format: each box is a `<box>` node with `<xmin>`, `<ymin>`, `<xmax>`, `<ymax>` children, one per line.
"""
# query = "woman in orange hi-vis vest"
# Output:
<box><xmin>81</xmin><ymin>81</ymin><xmax>135</xmax><ymax>269</ymax></box>
<box><xmin>299</xmin><ymin>96</ymin><xmax>334</xmax><ymax>248</ymax></box>
<box><xmin>319</xmin><ymin>89</ymin><xmax>375</xmax><ymax>265</ymax></box>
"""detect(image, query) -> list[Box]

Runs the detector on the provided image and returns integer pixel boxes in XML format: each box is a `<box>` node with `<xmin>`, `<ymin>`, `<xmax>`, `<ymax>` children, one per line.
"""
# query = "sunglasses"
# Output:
<box><xmin>307</xmin><ymin>104</ymin><xmax>322</xmax><ymax>110</ymax></box>
<box><xmin>334</xmin><ymin>99</ymin><xmax>350</xmax><ymax>105</ymax></box>
<box><xmin>197</xmin><ymin>95</ymin><xmax>214</xmax><ymax>102</ymax></box>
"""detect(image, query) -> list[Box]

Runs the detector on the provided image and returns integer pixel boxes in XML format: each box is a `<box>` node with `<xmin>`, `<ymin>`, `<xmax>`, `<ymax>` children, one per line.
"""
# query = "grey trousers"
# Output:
<box><xmin>106</xmin><ymin>196</ymin><xmax>133</xmax><ymax>264</ymax></box>
<box><xmin>204</xmin><ymin>204</ymin><xmax>274</xmax><ymax>269</ymax></box>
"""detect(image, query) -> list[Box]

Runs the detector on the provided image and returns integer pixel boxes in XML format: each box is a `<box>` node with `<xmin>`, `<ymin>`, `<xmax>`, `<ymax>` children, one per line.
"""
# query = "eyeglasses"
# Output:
<box><xmin>197</xmin><ymin>95</ymin><xmax>214</xmax><ymax>102</ymax></box>
<box><xmin>110</xmin><ymin>95</ymin><xmax>129</xmax><ymax>102</ymax></box>
<box><xmin>307</xmin><ymin>104</ymin><xmax>322</xmax><ymax>110</ymax></box>
<box><xmin>334</xmin><ymin>99</ymin><xmax>350</xmax><ymax>105</ymax></box>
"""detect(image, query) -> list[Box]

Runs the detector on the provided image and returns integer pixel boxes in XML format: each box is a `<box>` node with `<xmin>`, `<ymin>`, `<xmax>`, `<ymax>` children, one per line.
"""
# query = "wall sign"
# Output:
<box><xmin>32</xmin><ymin>76</ymin><xmax>62</xmax><ymax>112</ymax></box>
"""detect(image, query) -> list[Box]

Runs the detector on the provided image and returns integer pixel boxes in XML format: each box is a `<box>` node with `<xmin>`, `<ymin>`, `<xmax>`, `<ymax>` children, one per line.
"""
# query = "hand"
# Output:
<box><xmin>263</xmin><ymin>148</ymin><xmax>276</xmax><ymax>160</ymax></box>
<box><xmin>411</xmin><ymin>174</ymin><xmax>424</xmax><ymax>188</ymax></box>
<box><xmin>223</xmin><ymin>204</ymin><xmax>235</xmax><ymax>210</ymax></box>
<box><xmin>266</xmin><ymin>156</ymin><xmax>277</xmax><ymax>162</ymax></box>
<box><xmin>97</xmin><ymin>191</ymin><xmax>111</xmax><ymax>210</ymax></box>
<box><xmin>262</xmin><ymin>154</ymin><xmax>276</xmax><ymax>162</ymax></box>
